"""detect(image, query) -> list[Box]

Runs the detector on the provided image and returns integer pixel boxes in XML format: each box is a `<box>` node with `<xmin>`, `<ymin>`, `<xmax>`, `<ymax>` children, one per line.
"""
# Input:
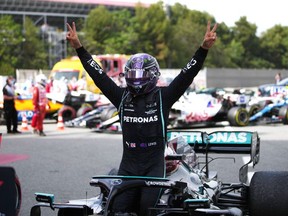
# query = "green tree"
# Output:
<box><xmin>83</xmin><ymin>7</ymin><xmax>138</xmax><ymax>55</ymax></box>
<box><xmin>74</xmin><ymin>3</ymin><xmax>286</xmax><ymax>69</ymax></box>
<box><xmin>216</xmin><ymin>22</ymin><xmax>234</xmax><ymax>46</ymax></box>
<box><xmin>165</xmin><ymin>3</ymin><xmax>190</xmax><ymax>68</ymax></box>
<box><xmin>130</xmin><ymin>2</ymin><xmax>169</xmax><ymax>67</ymax></box>
<box><xmin>232</xmin><ymin>17</ymin><xmax>262</xmax><ymax>68</ymax></box>
<box><xmin>213</xmin><ymin>22</ymin><xmax>239</xmax><ymax>68</ymax></box>
<box><xmin>212</xmin><ymin>18</ymin><xmax>272</xmax><ymax>68</ymax></box>
<box><xmin>223</xmin><ymin>39</ymin><xmax>245</xmax><ymax>68</ymax></box>
<box><xmin>83</xmin><ymin>6</ymin><xmax>117</xmax><ymax>54</ymax></box>
<box><xmin>18</xmin><ymin>17</ymin><xmax>48</xmax><ymax>69</ymax></box>
<box><xmin>167</xmin><ymin>17</ymin><xmax>202</xmax><ymax>67</ymax></box>
<box><xmin>166</xmin><ymin>6</ymin><xmax>220</xmax><ymax>68</ymax></box>
<box><xmin>0</xmin><ymin>15</ymin><xmax>23</xmax><ymax>75</ymax></box>
<box><xmin>205</xmin><ymin>22</ymin><xmax>236</xmax><ymax>68</ymax></box>
<box><xmin>168</xmin><ymin>3</ymin><xmax>191</xmax><ymax>26</ymax></box>
<box><xmin>260</xmin><ymin>25</ymin><xmax>288</xmax><ymax>68</ymax></box>
<box><xmin>103</xmin><ymin>9</ymin><xmax>134</xmax><ymax>54</ymax></box>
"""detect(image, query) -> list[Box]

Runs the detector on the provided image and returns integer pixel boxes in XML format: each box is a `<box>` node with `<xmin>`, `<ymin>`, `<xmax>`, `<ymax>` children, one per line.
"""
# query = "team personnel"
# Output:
<box><xmin>2</xmin><ymin>76</ymin><xmax>21</xmax><ymax>134</ymax></box>
<box><xmin>31</xmin><ymin>74</ymin><xmax>48</xmax><ymax>136</ymax></box>
<box><xmin>66</xmin><ymin>21</ymin><xmax>217</xmax><ymax>215</ymax></box>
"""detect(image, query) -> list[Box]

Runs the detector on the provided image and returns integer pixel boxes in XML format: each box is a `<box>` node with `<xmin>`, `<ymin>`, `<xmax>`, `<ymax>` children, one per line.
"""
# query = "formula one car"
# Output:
<box><xmin>14</xmin><ymin>95</ymin><xmax>62</xmax><ymax>122</ymax></box>
<box><xmin>169</xmin><ymin>89</ymin><xmax>252</xmax><ymax>127</ymax></box>
<box><xmin>64</xmin><ymin>105</ymin><xmax>118</xmax><ymax>129</ymax></box>
<box><xmin>64</xmin><ymin>100</ymin><xmax>122</xmax><ymax>132</ymax></box>
<box><xmin>30</xmin><ymin>129</ymin><xmax>288</xmax><ymax>216</ymax></box>
<box><xmin>53</xmin><ymin>90</ymin><xmax>103</xmax><ymax>122</ymax></box>
<box><xmin>258</xmin><ymin>77</ymin><xmax>288</xmax><ymax>97</ymax></box>
<box><xmin>248</xmin><ymin>94</ymin><xmax>288</xmax><ymax>125</ymax></box>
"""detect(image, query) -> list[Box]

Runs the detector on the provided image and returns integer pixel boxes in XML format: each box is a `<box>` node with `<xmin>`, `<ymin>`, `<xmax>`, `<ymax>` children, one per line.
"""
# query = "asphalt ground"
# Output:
<box><xmin>0</xmin><ymin>122</ymin><xmax>288</xmax><ymax>215</ymax></box>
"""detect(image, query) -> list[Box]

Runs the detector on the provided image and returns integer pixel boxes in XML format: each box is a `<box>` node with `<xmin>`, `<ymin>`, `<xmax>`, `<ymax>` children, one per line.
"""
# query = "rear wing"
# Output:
<box><xmin>167</xmin><ymin>130</ymin><xmax>259</xmax><ymax>154</ymax></box>
<box><xmin>167</xmin><ymin>130</ymin><xmax>260</xmax><ymax>183</ymax></box>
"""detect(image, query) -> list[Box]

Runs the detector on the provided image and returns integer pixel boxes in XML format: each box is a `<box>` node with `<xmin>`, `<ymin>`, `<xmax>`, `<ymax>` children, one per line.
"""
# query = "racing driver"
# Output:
<box><xmin>66</xmin><ymin>21</ymin><xmax>217</xmax><ymax>216</ymax></box>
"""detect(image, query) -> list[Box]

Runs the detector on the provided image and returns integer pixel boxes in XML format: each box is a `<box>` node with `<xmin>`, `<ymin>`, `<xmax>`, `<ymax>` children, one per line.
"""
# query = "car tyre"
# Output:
<box><xmin>76</xmin><ymin>104</ymin><xmax>93</xmax><ymax>117</ymax></box>
<box><xmin>15</xmin><ymin>175</ymin><xmax>21</xmax><ymax>216</ymax></box>
<box><xmin>247</xmin><ymin>104</ymin><xmax>260</xmax><ymax>117</ymax></box>
<box><xmin>249</xmin><ymin>171</ymin><xmax>288</xmax><ymax>216</ymax></box>
<box><xmin>227</xmin><ymin>107</ymin><xmax>249</xmax><ymax>126</ymax></box>
<box><xmin>30</xmin><ymin>206</ymin><xmax>41</xmax><ymax>216</ymax></box>
<box><xmin>58</xmin><ymin>105</ymin><xmax>77</xmax><ymax>122</ymax></box>
<box><xmin>278</xmin><ymin>105</ymin><xmax>288</xmax><ymax>125</ymax></box>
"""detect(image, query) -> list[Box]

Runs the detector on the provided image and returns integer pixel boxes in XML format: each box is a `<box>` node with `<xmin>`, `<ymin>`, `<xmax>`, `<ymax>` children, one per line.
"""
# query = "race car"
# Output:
<box><xmin>64</xmin><ymin>105</ymin><xmax>118</xmax><ymax>129</ymax></box>
<box><xmin>13</xmin><ymin>90</ymin><xmax>100</xmax><ymax>123</ymax></box>
<box><xmin>169</xmin><ymin>89</ymin><xmax>252</xmax><ymax>128</ymax></box>
<box><xmin>14</xmin><ymin>95</ymin><xmax>63</xmax><ymax>122</ymax></box>
<box><xmin>258</xmin><ymin>77</ymin><xmax>288</xmax><ymax>96</ymax></box>
<box><xmin>30</xmin><ymin>129</ymin><xmax>288</xmax><ymax>216</ymax></box>
<box><xmin>248</xmin><ymin>93</ymin><xmax>288</xmax><ymax>125</ymax></box>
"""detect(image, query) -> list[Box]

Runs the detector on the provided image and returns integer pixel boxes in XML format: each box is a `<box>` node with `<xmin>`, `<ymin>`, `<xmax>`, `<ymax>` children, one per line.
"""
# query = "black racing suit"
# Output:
<box><xmin>76</xmin><ymin>46</ymin><xmax>208</xmax><ymax>215</ymax></box>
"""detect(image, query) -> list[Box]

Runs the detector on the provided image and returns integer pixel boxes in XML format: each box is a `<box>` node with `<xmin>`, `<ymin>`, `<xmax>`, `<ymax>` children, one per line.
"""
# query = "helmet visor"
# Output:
<box><xmin>125</xmin><ymin>69</ymin><xmax>151</xmax><ymax>79</ymax></box>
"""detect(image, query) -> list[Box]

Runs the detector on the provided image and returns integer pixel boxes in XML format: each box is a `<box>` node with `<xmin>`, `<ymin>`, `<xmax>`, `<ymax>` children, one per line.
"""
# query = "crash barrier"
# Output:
<box><xmin>21</xmin><ymin>113</ymin><xmax>29</xmax><ymax>131</ymax></box>
<box><xmin>57</xmin><ymin>113</ymin><xmax>65</xmax><ymax>131</ymax></box>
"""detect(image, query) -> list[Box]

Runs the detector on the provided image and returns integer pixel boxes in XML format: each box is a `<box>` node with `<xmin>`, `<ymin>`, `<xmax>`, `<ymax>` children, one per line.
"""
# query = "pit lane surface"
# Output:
<box><xmin>0</xmin><ymin>122</ymin><xmax>287</xmax><ymax>215</ymax></box>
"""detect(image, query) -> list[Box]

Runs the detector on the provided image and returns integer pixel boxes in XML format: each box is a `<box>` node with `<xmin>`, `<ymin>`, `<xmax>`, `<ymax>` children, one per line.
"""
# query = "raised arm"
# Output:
<box><xmin>65</xmin><ymin>22</ymin><xmax>124</xmax><ymax>108</ymax></box>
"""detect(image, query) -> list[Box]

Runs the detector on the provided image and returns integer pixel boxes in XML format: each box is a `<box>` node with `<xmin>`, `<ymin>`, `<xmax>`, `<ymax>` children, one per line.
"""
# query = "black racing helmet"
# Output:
<box><xmin>122</xmin><ymin>53</ymin><xmax>160</xmax><ymax>95</ymax></box>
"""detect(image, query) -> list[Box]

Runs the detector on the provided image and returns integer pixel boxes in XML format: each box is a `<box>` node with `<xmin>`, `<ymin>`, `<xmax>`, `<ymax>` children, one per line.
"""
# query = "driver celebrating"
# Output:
<box><xmin>66</xmin><ymin>21</ymin><xmax>217</xmax><ymax>216</ymax></box>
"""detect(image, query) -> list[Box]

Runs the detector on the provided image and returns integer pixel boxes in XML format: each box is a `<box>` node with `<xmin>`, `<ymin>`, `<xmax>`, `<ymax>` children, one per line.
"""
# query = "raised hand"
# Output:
<box><xmin>201</xmin><ymin>21</ymin><xmax>218</xmax><ymax>50</ymax></box>
<box><xmin>66</xmin><ymin>22</ymin><xmax>82</xmax><ymax>49</ymax></box>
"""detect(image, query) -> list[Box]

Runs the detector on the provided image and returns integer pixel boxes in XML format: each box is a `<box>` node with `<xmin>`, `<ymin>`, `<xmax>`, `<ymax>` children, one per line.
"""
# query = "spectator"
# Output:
<box><xmin>275</xmin><ymin>72</ymin><xmax>282</xmax><ymax>84</ymax></box>
<box><xmin>76</xmin><ymin>75</ymin><xmax>86</xmax><ymax>91</ymax></box>
<box><xmin>45</xmin><ymin>76</ymin><xmax>54</xmax><ymax>93</ymax></box>
<box><xmin>68</xmin><ymin>76</ymin><xmax>78</xmax><ymax>91</ymax></box>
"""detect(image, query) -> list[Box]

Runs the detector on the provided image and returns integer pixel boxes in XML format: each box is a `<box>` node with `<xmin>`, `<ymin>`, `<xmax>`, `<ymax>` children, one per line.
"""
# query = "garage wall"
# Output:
<box><xmin>161</xmin><ymin>68</ymin><xmax>288</xmax><ymax>88</ymax></box>
<box><xmin>206</xmin><ymin>68</ymin><xmax>288</xmax><ymax>88</ymax></box>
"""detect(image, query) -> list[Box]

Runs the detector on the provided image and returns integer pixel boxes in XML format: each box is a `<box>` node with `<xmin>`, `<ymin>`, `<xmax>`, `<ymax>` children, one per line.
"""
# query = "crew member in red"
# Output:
<box><xmin>31</xmin><ymin>74</ymin><xmax>48</xmax><ymax>136</ymax></box>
